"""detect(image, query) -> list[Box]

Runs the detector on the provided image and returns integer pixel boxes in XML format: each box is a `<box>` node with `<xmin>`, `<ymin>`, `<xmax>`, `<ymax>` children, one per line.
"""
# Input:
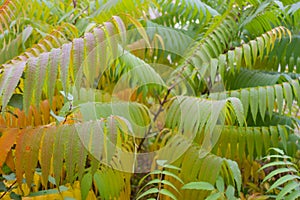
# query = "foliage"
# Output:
<box><xmin>137</xmin><ymin>160</ymin><xmax>183</xmax><ymax>200</ymax></box>
<box><xmin>182</xmin><ymin>176</ymin><xmax>239</xmax><ymax>200</ymax></box>
<box><xmin>259</xmin><ymin>148</ymin><xmax>300</xmax><ymax>200</ymax></box>
<box><xmin>0</xmin><ymin>0</ymin><xmax>300</xmax><ymax>199</ymax></box>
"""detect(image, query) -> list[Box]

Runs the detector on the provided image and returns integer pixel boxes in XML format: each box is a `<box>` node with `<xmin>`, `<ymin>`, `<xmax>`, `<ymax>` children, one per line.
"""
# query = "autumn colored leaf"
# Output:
<box><xmin>0</xmin><ymin>128</ymin><xmax>19</xmax><ymax>167</ymax></box>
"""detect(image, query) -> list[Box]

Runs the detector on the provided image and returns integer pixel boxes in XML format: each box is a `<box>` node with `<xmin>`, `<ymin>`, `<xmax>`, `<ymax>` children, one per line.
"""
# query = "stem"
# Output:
<box><xmin>0</xmin><ymin>180</ymin><xmax>17</xmax><ymax>199</ymax></box>
<box><xmin>156</xmin><ymin>169</ymin><xmax>165</xmax><ymax>200</ymax></box>
<box><xmin>72</xmin><ymin>0</ymin><xmax>76</xmax><ymax>8</ymax></box>
<box><xmin>137</xmin><ymin>87</ymin><xmax>172</xmax><ymax>151</ymax></box>
<box><xmin>137</xmin><ymin>60</ymin><xmax>192</xmax><ymax>151</ymax></box>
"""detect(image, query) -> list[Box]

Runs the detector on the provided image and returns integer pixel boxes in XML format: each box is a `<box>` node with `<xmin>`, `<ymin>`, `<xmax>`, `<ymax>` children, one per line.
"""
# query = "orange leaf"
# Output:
<box><xmin>0</xmin><ymin>116</ymin><xmax>6</xmax><ymax>127</ymax></box>
<box><xmin>41</xmin><ymin>100</ymin><xmax>50</xmax><ymax>124</ymax></box>
<box><xmin>23</xmin><ymin>128</ymin><xmax>43</xmax><ymax>188</ymax></box>
<box><xmin>5</xmin><ymin>150</ymin><xmax>15</xmax><ymax>171</ymax></box>
<box><xmin>32</xmin><ymin>105</ymin><xmax>42</xmax><ymax>126</ymax></box>
<box><xmin>40</xmin><ymin>127</ymin><xmax>54</xmax><ymax>188</ymax></box>
<box><xmin>16</xmin><ymin>108</ymin><xmax>26</xmax><ymax>128</ymax></box>
<box><xmin>15</xmin><ymin>129</ymin><xmax>26</xmax><ymax>186</ymax></box>
<box><xmin>0</xmin><ymin>128</ymin><xmax>19</xmax><ymax>167</ymax></box>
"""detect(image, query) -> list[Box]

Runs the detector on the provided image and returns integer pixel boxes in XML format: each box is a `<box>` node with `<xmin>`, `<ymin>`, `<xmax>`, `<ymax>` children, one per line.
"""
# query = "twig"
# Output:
<box><xmin>136</xmin><ymin>57</ymin><xmax>195</xmax><ymax>151</ymax></box>
<box><xmin>0</xmin><ymin>180</ymin><xmax>17</xmax><ymax>199</ymax></box>
<box><xmin>72</xmin><ymin>0</ymin><xmax>77</xmax><ymax>8</ymax></box>
<box><xmin>137</xmin><ymin>87</ymin><xmax>171</xmax><ymax>151</ymax></box>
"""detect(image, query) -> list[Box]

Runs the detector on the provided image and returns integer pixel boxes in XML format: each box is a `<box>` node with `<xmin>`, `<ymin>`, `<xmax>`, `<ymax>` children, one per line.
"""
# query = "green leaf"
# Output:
<box><xmin>249</xmin><ymin>88</ymin><xmax>258</xmax><ymax>123</ymax></box>
<box><xmin>161</xmin><ymin>180</ymin><xmax>180</xmax><ymax>193</ymax></box>
<box><xmin>225</xmin><ymin>185</ymin><xmax>235</xmax><ymax>199</ymax></box>
<box><xmin>72</xmin><ymin>38</ymin><xmax>84</xmax><ymax>90</ymax></box>
<box><xmin>50</xmin><ymin>110</ymin><xmax>65</xmax><ymax>123</ymax></box>
<box><xmin>156</xmin><ymin>160</ymin><xmax>167</xmax><ymax>167</ymax></box>
<box><xmin>268</xmin><ymin>175</ymin><xmax>299</xmax><ymax>192</ymax></box>
<box><xmin>7</xmin><ymin>94</ymin><xmax>23</xmax><ymax>110</ymax></box>
<box><xmin>284</xmin><ymin>187</ymin><xmax>300</xmax><ymax>200</ymax></box>
<box><xmin>84</xmin><ymin>32</ymin><xmax>97</xmax><ymax>88</ymax></box>
<box><xmin>216</xmin><ymin>176</ymin><xmax>225</xmax><ymax>192</ymax></box>
<box><xmin>201</xmin><ymin>155</ymin><xmax>222</xmax><ymax>184</ymax></box>
<box><xmin>263</xmin><ymin>154</ymin><xmax>292</xmax><ymax>160</ymax></box>
<box><xmin>210</xmin><ymin>58</ymin><xmax>218</xmax><ymax>83</ymax></box>
<box><xmin>228</xmin><ymin>50</ymin><xmax>234</xmax><ymax>73</ymax></box>
<box><xmin>1</xmin><ymin>61</ymin><xmax>26</xmax><ymax>111</ymax></box>
<box><xmin>256</xmin><ymin>37</ymin><xmax>264</xmax><ymax>60</ymax></box>
<box><xmin>23</xmin><ymin>128</ymin><xmax>43</xmax><ymax>188</ymax></box>
<box><xmin>228</xmin><ymin>97</ymin><xmax>244</xmax><ymax>126</ymax></box>
<box><xmin>125</xmin><ymin>14</ymin><xmax>151</xmax><ymax>48</ymax></box>
<box><xmin>246</xmin><ymin>128</ymin><xmax>255</xmax><ymax>161</ymax></box>
<box><xmin>206</xmin><ymin>192</ymin><xmax>222</xmax><ymax>200</ymax></box>
<box><xmin>262</xmin><ymin>33</ymin><xmax>271</xmax><ymax>55</ymax></box>
<box><xmin>3</xmin><ymin>173</ymin><xmax>16</xmax><ymax>181</ymax></box>
<box><xmin>243</xmin><ymin>43</ymin><xmax>252</xmax><ymax>68</ymax></box>
<box><xmin>81</xmin><ymin>173</ymin><xmax>92</xmax><ymax>200</ymax></box>
<box><xmin>291</xmin><ymin>80</ymin><xmax>300</xmax><ymax>104</ymax></box>
<box><xmin>275</xmin><ymin>85</ymin><xmax>283</xmax><ymax>114</ymax></box>
<box><xmin>9</xmin><ymin>192</ymin><xmax>21</xmax><ymax>200</ymax></box>
<box><xmin>111</xmin><ymin>15</ymin><xmax>127</xmax><ymax>45</ymax></box>
<box><xmin>235</xmin><ymin>47</ymin><xmax>242</xmax><ymax>70</ymax></box>
<box><xmin>262</xmin><ymin>127</ymin><xmax>270</xmax><ymax>154</ymax></box>
<box><xmin>206</xmin><ymin>38</ymin><xmax>219</xmax><ymax>57</ymax></box>
<box><xmin>163</xmin><ymin>164</ymin><xmax>181</xmax><ymax>171</ymax></box>
<box><xmin>77</xmin><ymin>143</ymin><xmax>88</xmax><ymax>182</ymax></box>
<box><xmin>21</xmin><ymin>26</ymin><xmax>33</xmax><ymax>49</ymax></box>
<box><xmin>277</xmin><ymin>126</ymin><xmax>288</xmax><ymax>152</ymax></box>
<box><xmin>266</xmin><ymin>86</ymin><xmax>274</xmax><ymax>118</ymax></box>
<box><xmin>229</xmin><ymin>128</ymin><xmax>237</xmax><ymax>158</ymax></box>
<box><xmin>53</xmin><ymin>127</ymin><xmax>65</xmax><ymax>187</ymax></box>
<box><xmin>250</xmin><ymin>40</ymin><xmax>258</xmax><ymax>65</ymax></box>
<box><xmin>259</xmin><ymin>161</ymin><xmax>296</xmax><ymax>171</ymax></box>
<box><xmin>28</xmin><ymin>186</ymin><xmax>68</xmax><ymax>197</ymax></box>
<box><xmin>211</xmin><ymin>35</ymin><xmax>223</xmax><ymax>54</ymax></box>
<box><xmin>181</xmin><ymin>182</ymin><xmax>215</xmax><ymax>190</ymax></box>
<box><xmin>64</xmin><ymin>126</ymin><xmax>80</xmax><ymax>183</ymax></box>
<box><xmin>200</xmin><ymin>45</ymin><xmax>212</xmax><ymax>63</ymax></box>
<box><xmin>283</xmin><ymin>82</ymin><xmax>293</xmax><ymax>112</ymax></box>
<box><xmin>226</xmin><ymin>159</ymin><xmax>242</xmax><ymax>194</ymax></box>
<box><xmin>258</xmin><ymin>87</ymin><xmax>267</xmax><ymax>121</ymax></box>
<box><xmin>137</xmin><ymin>178</ymin><xmax>160</xmax><ymax>194</ymax></box>
<box><xmin>159</xmin><ymin>188</ymin><xmax>178</xmax><ymax>200</ymax></box>
<box><xmin>270</xmin><ymin>126</ymin><xmax>279</xmax><ymax>149</ymax></box>
<box><xmin>263</xmin><ymin>168</ymin><xmax>297</xmax><ymax>183</ymax></box>
<box><xmin>0</xmin><ymin>182</ymin><xmax>7</xmax><ymax>192</ymax></box>
<box><xmin>149</xmin><ymin>170</ymin><xmax>184</xmax><ymax>184</ymax></box>
<box><xmin>34</xmin><ymin>53</ymin><xmax>49</xmax><ymax>109</ymax></box>
<box><xmin>254</xmin><ymin>128</ymin><xmax>263</xmax><ymax>157</ymax></box>
<box><xmin>40</xmin><ymin>128</ymin><xmax>54</xmax><ymax>188</ymax></box>
<box><xmin>241</xmin><ymin>89</ymin><xmax>249</xmax><ymax>117</ymax></box>
<box><xmin>276</xmin><ymin>181</ymin><xmax>300</xmax><ymax>200</ymax></box>
<box><xmin>136</xmin><ymin>188</ymin><xmax>159</xmax><ymax>200</ymax></box>
<box><xmin>24</xmin><ymin>58</ymin><xmax>38</xmax><ymax>113</ymax></box>
<box><xmin>60</xmin><ymin>43</ymin><xmax>72</xmax><ymax>94</ymax></box>
<box><xmin>218</xmin><ymin>54</ymin><xmax>226</xmax><ymax>78</ymax></box>
<box><xmin>269</xmin><ymin>147</ymin><xmax>285</xmax><ymax>155</ymax></box>
<box><xmin>47</xmin><ymin>48</ymin><xmax>60</xmax><ymax>105</ymax></box>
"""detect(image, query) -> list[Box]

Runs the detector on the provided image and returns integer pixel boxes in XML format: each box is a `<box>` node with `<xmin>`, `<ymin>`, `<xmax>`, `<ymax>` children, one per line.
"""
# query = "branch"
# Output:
<box><xmin>72</xmin><ymin>0</ymin><xmax>77</xmax><ymax>8</ymax></box>
<box><xmin>137</xmin><ymin>59</ymin><xmax>194</xmax><ymax>151</ymax></box>
<box><xmin>0</xmin><ymin>180</ymin><xmax>17</xmax><ymax>199</ymax></box>
<box><xmin>137</xmin><ymin>87</ymin><xmax>171</xmax><ymax>152</ymax></box>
